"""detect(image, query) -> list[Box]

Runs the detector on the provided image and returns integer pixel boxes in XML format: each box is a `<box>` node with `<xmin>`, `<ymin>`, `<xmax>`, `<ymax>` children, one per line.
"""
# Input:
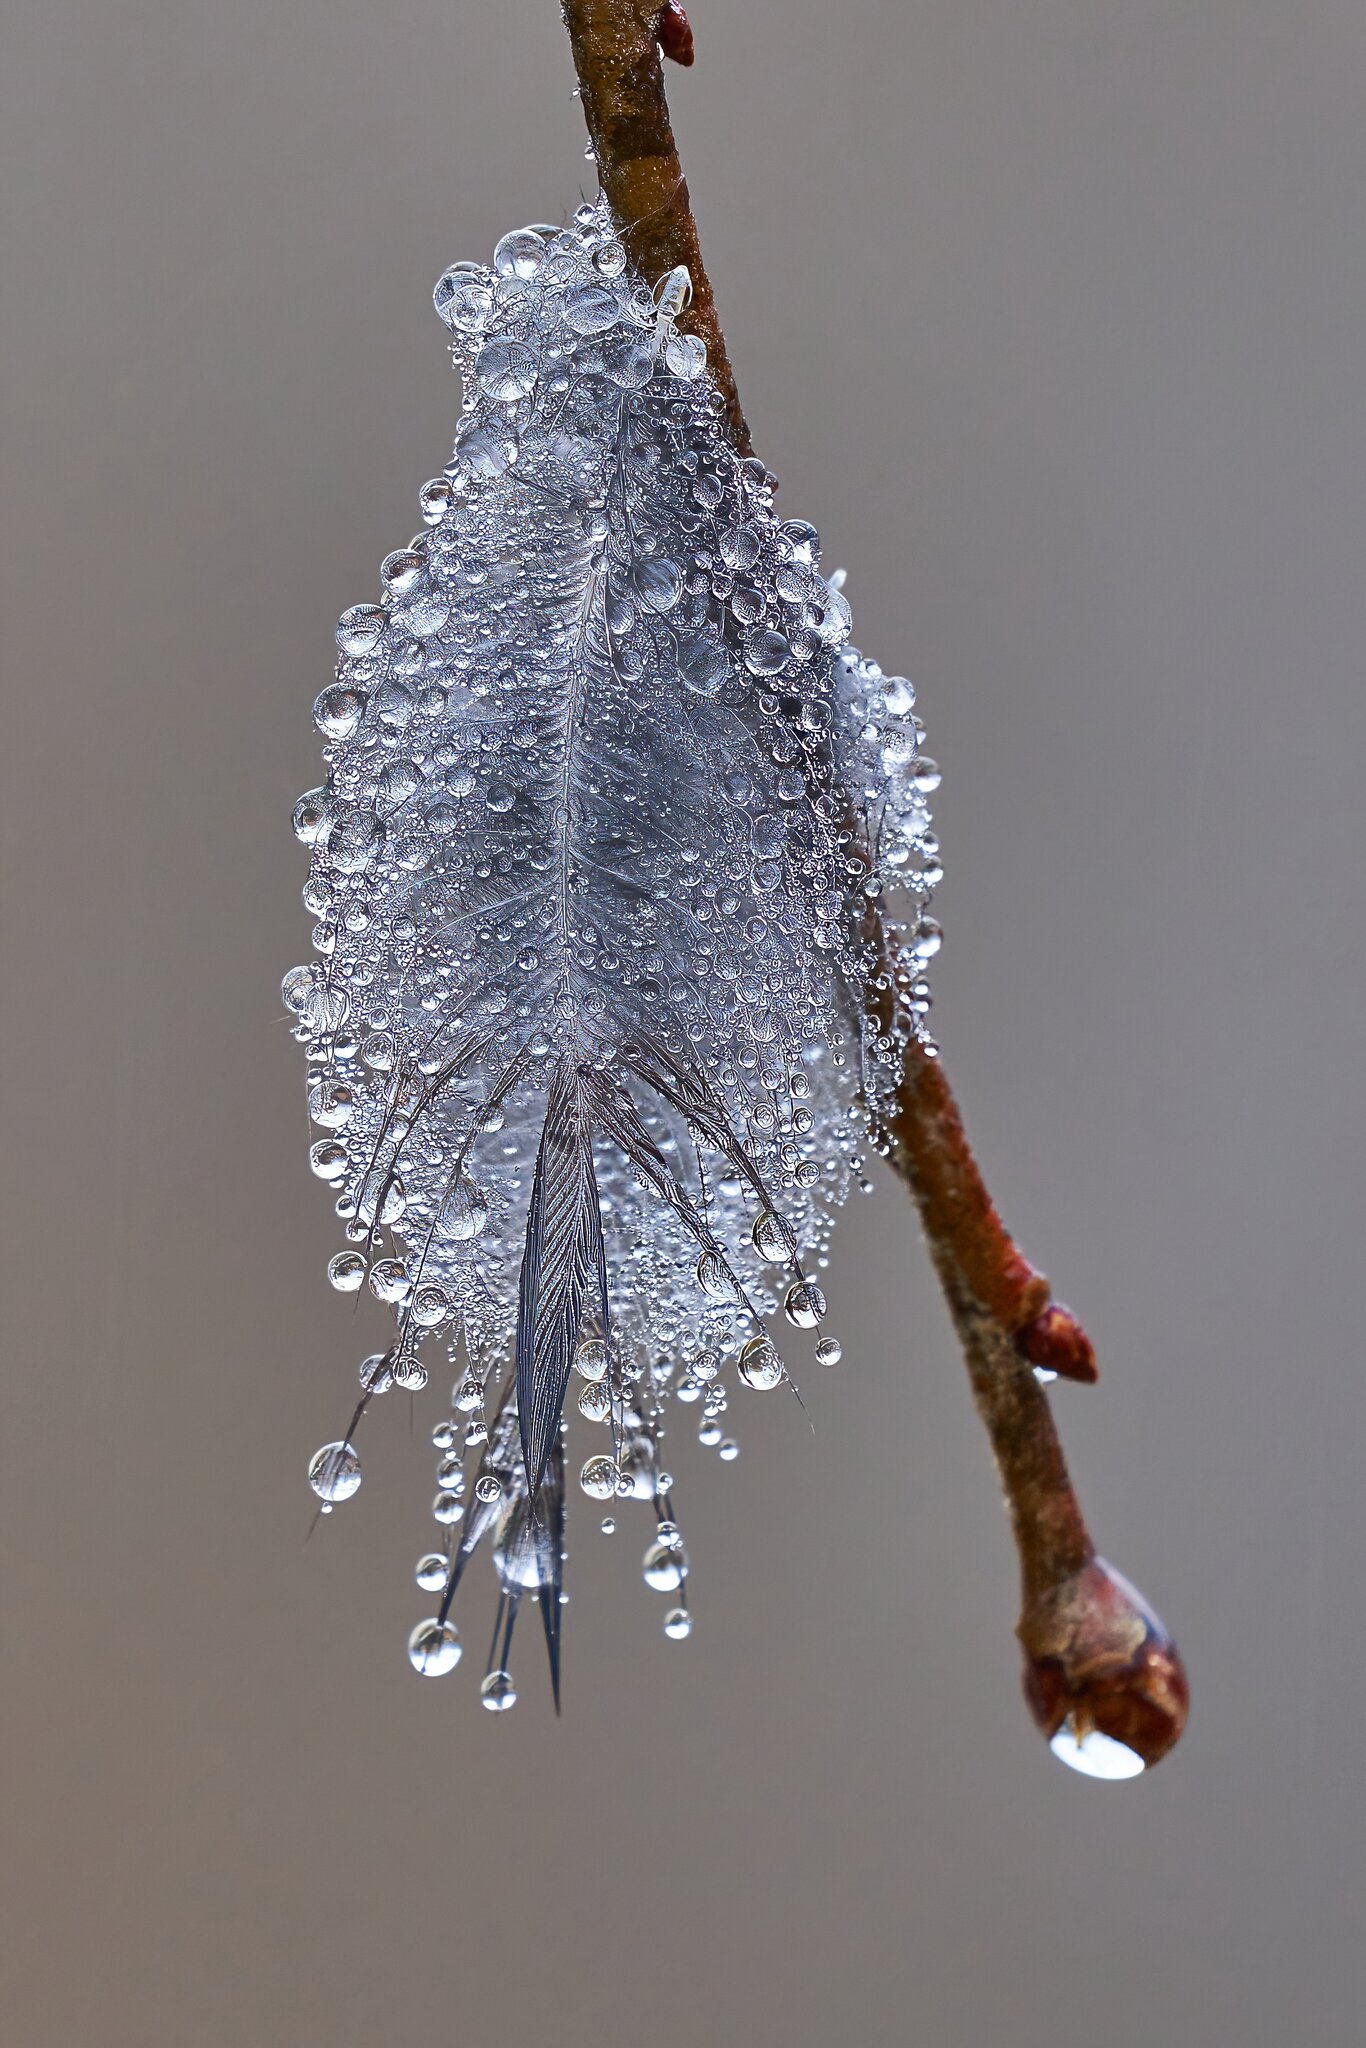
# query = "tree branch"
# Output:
<box><xmin>560</xmin><ymin>0</ymin><xmax>1187</xmax><ymax>1769</ymax></box>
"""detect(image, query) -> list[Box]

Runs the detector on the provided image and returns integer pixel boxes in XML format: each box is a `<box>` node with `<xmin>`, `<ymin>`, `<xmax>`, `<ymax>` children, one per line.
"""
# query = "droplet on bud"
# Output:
<box><xmin>1021</xmin><ymin>1556</ymin><xmax>1189</xmax><ymax>1775</ymax></box>
<box><xmin>1048</xmin><ymin>1720</ymin><xmax>1145</xmax><ymax>1780</ymax></box>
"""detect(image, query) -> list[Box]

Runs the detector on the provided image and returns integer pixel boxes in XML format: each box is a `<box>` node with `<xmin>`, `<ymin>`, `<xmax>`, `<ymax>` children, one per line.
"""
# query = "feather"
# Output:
<box><xmin>289</xmin><ymin>199</ymin><xmax>942</xmax><ymax>1696</ymax></box>
<box><xmin>515</xmin><ymin>1060</ymin><xmax>606</xmax><ymax>1495</ymax></box>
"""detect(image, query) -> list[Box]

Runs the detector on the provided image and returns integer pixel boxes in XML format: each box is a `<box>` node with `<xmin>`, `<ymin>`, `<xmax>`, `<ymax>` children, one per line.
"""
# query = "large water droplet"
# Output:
<box><xmin>408</xmin><ymin>1618</ymin><xmax>462</xmax><ymax>1676</ymax></box>
<box><xmin>737</xmin><ymin>1336</ymin><xmax>784</xmax><ymax>1390</ymax></box>
<box><xmin>643</xmin><ymin>1540</ymin><xmax>688</xmax><ymax>1592</ymax></box>
<box><xmin>579</xmin><ymin>1454</ymin><xmax>619</xmax><ymax>1500</ymax></box>
<box><xmin>308</xmin><ymin>1440</ymin><xmax>361</xmax><ymax>1503</ymax></box>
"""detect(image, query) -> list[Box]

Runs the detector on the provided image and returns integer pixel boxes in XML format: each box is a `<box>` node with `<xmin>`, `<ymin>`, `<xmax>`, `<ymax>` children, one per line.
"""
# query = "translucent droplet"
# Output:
<box><xmin>308</xmin><ymin>1440</ymin><xmax>361</xmax><ymax>1503</ymax></box>
<box><xmin>643</xmin><ymin>1540</ymin><xmax>687</xmax><ymax>1592</ymax></box>
<box><xmin>677</xmin><ymin>636</ymin><xmax>730</xmax><ymax>697</ymax></box>
<box><xmin>368</xmin><ymin>1258</ymin><xmax>410</xmax><ymax>1304</ymax></box>
<box><xmin>696</xmin><ymin>1250</ymin><xmax>733</xmax><ymax>1303</ymax></box>
<box><xmin>580</xmin><ymin>1454</ymin><xmax>620</xmax><ymax>1500</ymax></box>
<box><xmin>408</xmin><ymin>1618</ymin><xmax>462</xmax><ymax>1676</ymax></box>
<box><xmin>783</xmin><ymin>1280</ymin><xmax>827</xmax><ymax>1329</ymax></box>
<box><xmin>293</xmin><ymin>786</ymin><xmax>334</xmax><ymax>845</ymax></box>
<box><xmin>419</xmin><ymin>476</ymin><xmax>455</xmax><ymax>526</ymax></box>
<box><xmin>480</xmin><ymin>1669</ymin><xmax>517</xmax><ymax>1711</ymax></box>
<box><xmin>336</xmin><ymin>604</ymin><xmax>385</xmax><ymax>658</ymax></box>
<box><xmin>313</xmin><ymin>684</ymin><xmax>366</xmax><ymax>741</ymax></box>
<box><xmin>326</xmin><ymin>806</ymin><xmax>385</xmax><ymax>875</ymax></box>
<box><xmin>737</xmin><ymin>1336</ymin><xmax>784</xmax><ymax>1391</ymax></box>
<box><xmin>600</xmin><ymin>1515</ymin><xmax>616</xmax><ymax>1536</ymax></box>
<box><xmin>751</xmin><ymin>1210</ymin><xmax>789</xmax><ymax>1263</ymax></box>
<box><xmin>578</xmin><ymin>1380</ymin><xmax>611</xmax><ymax>1421</ymax></box>
<box><xmin>327</xmin><ymin>1250</ymin><xmax>366</xmax><ymax>1293</ymax></box>
<box><xmin>664</xmin><ymin>331</ymin><xmax>707</xmax><ymax>380</ymax></box>
<box><xmin>441</xmin><ymin>1184</ymin><xmax>490</xmax><ymax>1241</ymax></box>
<box><xmin>476</xmin><ymin>339</ymin><xmax>539</xmax><ymax>401</ymax></box>
<box><xmin>309</xmin><ymin>1078</ymin><xmax>355</xmax><ymax>1128</ymax></box>
<box><xmin>563</xmin><ymin>281</ymin><xmax>622</xmax><ymax>334</ymax></box>
<box><xmin>718</xmin><ymin>1438</ymin><xmax>740</xmax><ymax>1462</ymax></box>
<box><xmin>359</xmin><ymin>1350</ymin><xmax>395</xmax><ymax>1395</ymax></box>
<box><xmin>663</xmin><ymin>1606</ymin><xmax>693</xmax><ymax>1640</ymax></box>
<box><xmin>380</xmin><ymin>549</ymin><xmax>423</xmax><ymax>595</ymax></box>
<box><xmin>432</xmin><ymin>1491</ymin><xmax>465</xmax><ymax>1525</ymax></box>
<box><xmin>415</xmin><ymin>1553</ymin><xmax>448</xmax><ymax>1592</ymax></box>
<box><xmin>410</xmin><ymin>1283</ymin><xmax>450</xmax><ymax>1329</ymax></box>
<box><xmin>815</xmin><ymin>1335</ymin><xmax>843</xmax><ymax>1366</ymax></box>
<box><xmin>631</xmin><ymin>556</ymin><xmax>683</xmax><ymax>613</ymax></box>
<box><xmin>434</xmin><ymin>265</ymin><xmax>494</xmax><ymax>331</ymax></box>
<box><xmin>1049</xmin><ymin>1720</ymin><xmax>1146</xmax><ymax>1781</ymax></box>
<box><xmin>309</xmin><ymin>1141</ymin><xmax>348</xmax><ymax>1183</ymax></box>
<box><xmin>574</xmin><ymin>1336</ymin><xmax>610</xmax><ymax>1382</ymax></box>
<box><xmin>474</xmin><ymin>1473</ymin><xmax>502</xmax><ymax>1504</ymax></box>
<box><xmin>493</xmin><ymin>228</ymin><xmax>544</xmax><ymax>280</ymax></box>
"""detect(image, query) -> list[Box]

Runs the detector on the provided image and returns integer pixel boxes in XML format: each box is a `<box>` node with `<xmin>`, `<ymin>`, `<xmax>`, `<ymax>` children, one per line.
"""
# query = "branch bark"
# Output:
<box><xmin>560</xmin><ymin>0</ymin><xmax>1187</xmax><ymax>1769</ymax></box>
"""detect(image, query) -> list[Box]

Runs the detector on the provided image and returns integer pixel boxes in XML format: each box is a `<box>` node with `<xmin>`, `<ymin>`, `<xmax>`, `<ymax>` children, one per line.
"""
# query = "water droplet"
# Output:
<box><xmin>327</xmin><ymin>1250</ymin><xmax>366</xmax><ymax>1293</ymax></box>
<box><xmin>578</xmin><ymin>1379</ymin><xmax>611</xmax><ymax>1421</ymax></box>
<box><xmin>696</xmin><ymin>1250</ymin><xmax>733</xmax><ymax>1303</ymax></box>
<box><xmin>574</xmin><ymin>1335</ymin><xmax>610</xmax><ymax>1382</ymax></box>
<box><xmin>359</xmin><ymin>1351</ymin><xmax>396</xmax><ymax>1394</ymax></box>
<box><xmin>432</xmin><ymin>1491</ymin><xmax>465</xmax><ymax>1525</ymax></box>
<box><xmin>563</xmin><ymin>281</ymin><xmax>622</xmax><ymax>334</ymax></box>
<box><xmin>308</xmin><ymin>1440</ymin><xmax>361</xmax><ymax>1503</ymax></box>
<box><xmin>631</xmin><ymin>556</ymin><xmax>683</xmax><ymax>613</ymax></box>
<box><xmin>408</xmin><ymin>1618</ymin><xmax>462</xmax><ymax>1676</ymax></box>
<box><xmin>336</xmin><ymin>604</ymin><xmax>385</xmax><ymax>658</ymax></box>
<box><xmin>434</xmin><ymin>265</ymin><xmax>494</xmax><ymax>331</ymax></box>
<box><xmin>600</xmin><ymin>1515</ymin><xmax>616</xmax><ymax>1535</ymax></box>
<box><xmin>718</xmin><ymin>1438</ymin><xmax>740</xmax><ymax>1462</ymax></box>
<box><xmin>493</xmin><ymin>229</ymin><xmax>544</xmax><ymax>280</ymax></box>
<box><xmin>815</xmin><ymin>1335</ymin><xmax>843</xmax><ymax>1366</ymax></box>
<box><xmin>677</xmin><ymin>637</ymin><xmax>730</xmax><ymax>697</ymax></box>
<box><xmin>326</xmin><ymin>806</ymin><xmax>385</xmax><ymax>875</ymax></box>
<box><xmin>474</xmin><ymin>1473</ymin><xmax>502</xmax><ymax>1504</ymax></box>
<box><xmin>643</xmin><ymin>1540</ymin><xmax>688</xmax><ymax>1592</ymax></box>
<box><xmin>664</xmin><ymin>330</ymin><xmax>707</xmax><ymax>380</ymax></box>
<box><xmin>1049</xmin><ymin>1720</ymin><xmax>1146</xmax><ymax>1781</ymax></box>
<box><xmin>580</xmin><ymin>1454</ymin><xmax>620</xmax><ymax>1500</ymax></box>
<box><xmin>309</xmin><ymin>1141</ymin><xmax>348</xmax><ymax>1183</ymax></box>
<box><xmin>783</xmin><ymin>1280</ymin><xmax>827</xmax><ymax>1329</ymax></box>
<box><xmin>313</xmin><ymin>684</ymin><xmax>366</xmax><ymax>741</ymax></box>
<box><xmin>415</xmin><ymin>1553</ymin><xmax>448</xmax><ymax>1592</ymax></box>
<box><xmin>751</xmin><ymin>1210</ymin><xmax>789</xmax><ymax>1263</ymax></box>
<box><xmin>663</xmin><ymin>1606</ymin><xmax>693</xmax><ymax>1640</ymax></box>
<box><xmin>476</xmin><ymin>339</ymin><xmax>539</xmax><ymax>401</ymax></box>
<box><xmin>737</xmin><ymin>1336</ymin><xmax>784</xmax><ymax>1391</ymax></box>
<box><xmin>480</xmin><ymin>1669</ymin><xmax>517</xmax><ymax>1711</ymax></box>
<box><xmin>410</xmin><ymin>1283</ymin><xmax>451</xmax><ymax>1329</ymax></box>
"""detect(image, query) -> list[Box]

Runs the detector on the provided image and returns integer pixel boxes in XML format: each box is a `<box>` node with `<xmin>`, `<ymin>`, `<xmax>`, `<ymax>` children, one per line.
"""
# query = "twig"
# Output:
<box><xmin>560</xmin><ymin>0</ymin><xmax>1188</xmax><ymax>1768</ymax></box>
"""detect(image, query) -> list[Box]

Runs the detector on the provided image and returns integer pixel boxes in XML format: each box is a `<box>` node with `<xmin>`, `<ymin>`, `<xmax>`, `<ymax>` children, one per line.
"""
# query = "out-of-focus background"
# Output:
<box><xmin>3</xmin><ymin>3</ymin><xmax>1364</xmax><ymax>2042</ymax></box>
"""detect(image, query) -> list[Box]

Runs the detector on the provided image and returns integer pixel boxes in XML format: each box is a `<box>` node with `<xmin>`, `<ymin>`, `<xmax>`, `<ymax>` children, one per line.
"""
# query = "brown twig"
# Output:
<box><xmin>560</xmin><ymin>0</ymin><xmax>1187</xmax><ymax>1768</ymax></box>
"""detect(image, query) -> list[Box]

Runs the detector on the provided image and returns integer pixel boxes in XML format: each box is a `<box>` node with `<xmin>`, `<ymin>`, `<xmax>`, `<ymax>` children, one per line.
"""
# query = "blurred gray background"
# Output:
<box><xmin>3</xmin><ymin>2</ymin><xmax>1364</xmax><ymax>2043</ymax></box>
